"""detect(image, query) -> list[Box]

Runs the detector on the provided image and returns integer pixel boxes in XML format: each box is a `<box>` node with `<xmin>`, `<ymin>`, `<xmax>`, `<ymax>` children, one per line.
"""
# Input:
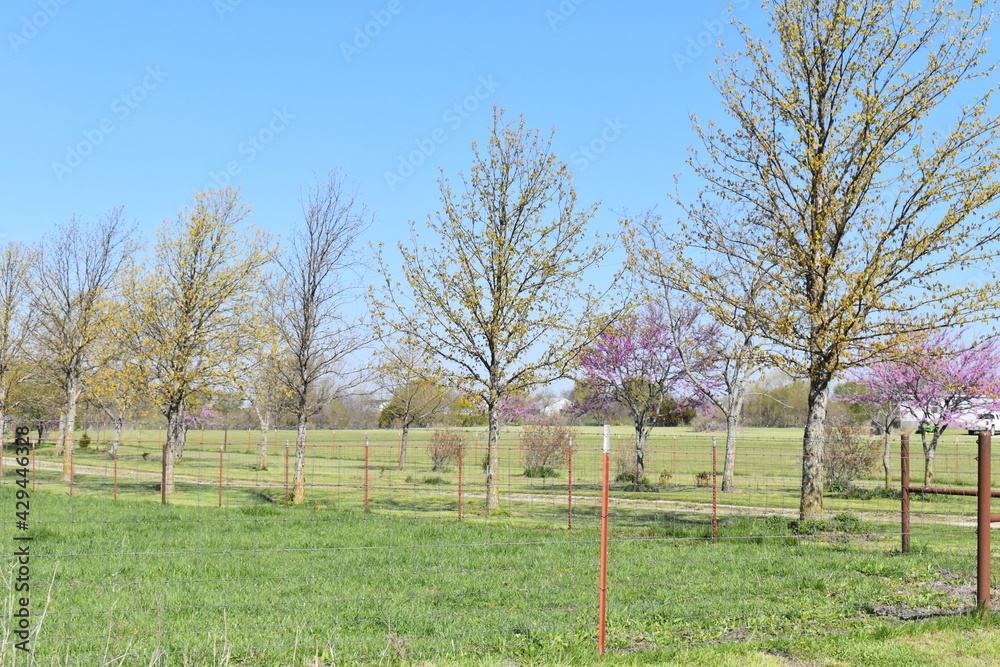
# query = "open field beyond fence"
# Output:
<box><xmin>2</xmin><ymin>424</ymin><xmax>998</xmax><ymax>665</ymax></box>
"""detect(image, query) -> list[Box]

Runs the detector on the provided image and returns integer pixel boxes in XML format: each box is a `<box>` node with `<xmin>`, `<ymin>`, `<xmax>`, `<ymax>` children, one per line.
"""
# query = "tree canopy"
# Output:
<box><xmin>680</xmin><ymin>0</ymin><xmax>1000</xmax><ymax>518</ymax></box>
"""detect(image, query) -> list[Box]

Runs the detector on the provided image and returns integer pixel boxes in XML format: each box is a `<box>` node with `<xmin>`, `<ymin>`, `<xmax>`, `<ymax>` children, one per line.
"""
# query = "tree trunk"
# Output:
<box><xmin>485</xmin><ymin>406</ymin><xmax>500</xmax><ymax>511</ymax></box>
<box><xmin>634</xmin><ymin>427</ymin><xmax>648</xmax><ymax>481</ymax></box>
<box><xmin>59</xmin><ymin>381</ymin><xmax>80</xmax><ymax>482</ymax></box>
<box><xmin>922</xmin><ymin>428</ymin><xmax>942</xmax><ymax>487</ymax></box>
<box><xmin>799</xmin><ymin>378</ymin><xmax>829</xmax><ymax>521</ymax></box>
<box><xmin>257</xmin><ymin>413</ymin><xmax>270</xmax><ymax>471</ymax></box>
<box><xmin>53</xmin><ymin>411</ymin><xmax>66</xmax><ymax>456</ymax></box>
<box><xmin>293</xmin><ymin>414</ymin><xmax>307</xmax><ymax>503</ymax></box>
<box><xmin>163</xmin><ymin>408</ymin><xmax>185</xmax><ymax>496</ymax></box>
<box><xmin>109</xmin><ymin>417</ymin><xmax>123</xmax><ymax>460</ymax></box>
<box><xmin>398</xmin><ymin>424</ymin><xmax>409</xmax><ymax>469</ymax></box>
<box><xmin>721</xmin><ymin>410</ymin><xmax>740</xmax><ymax>492</ymax></box>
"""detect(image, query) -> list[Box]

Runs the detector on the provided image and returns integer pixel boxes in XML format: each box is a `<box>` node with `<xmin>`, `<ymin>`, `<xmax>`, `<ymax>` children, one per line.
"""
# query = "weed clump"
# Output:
<box><xmin>427</xmin><ymin>430</ymin><xmax>464</xmax><ymax>471</ymax></box>
<box><xmin>520</xmin><ymin>418</ymin><xmax>573</xmax><ymax>478</ymax></box>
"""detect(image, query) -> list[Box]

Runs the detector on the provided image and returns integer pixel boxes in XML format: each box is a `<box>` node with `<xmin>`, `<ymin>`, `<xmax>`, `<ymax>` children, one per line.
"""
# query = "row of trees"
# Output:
<box><xmin>0</xmin><ymin>179</ymin><xmax>370</xmax><ymax>502</ymax></box>
<box><xmin>5</xmin><ymin>1</ymin><xmax>1000</xmax><ymax>521</ymax></box>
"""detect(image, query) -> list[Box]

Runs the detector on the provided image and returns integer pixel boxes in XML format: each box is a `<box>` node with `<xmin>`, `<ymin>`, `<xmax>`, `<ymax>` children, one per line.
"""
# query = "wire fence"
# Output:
<box><xmin>1</xmin><ymin>423</ymin><xmax>994</xmax><ymax>664</ymax></box>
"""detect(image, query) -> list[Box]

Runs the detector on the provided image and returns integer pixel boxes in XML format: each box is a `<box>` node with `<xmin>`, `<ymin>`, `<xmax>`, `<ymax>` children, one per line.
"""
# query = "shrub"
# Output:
<box><xmin>427</xmin><ymin>430</ymin><xmax>464</xmax><ymax>471</ymax></box>
<box><xmin>694</xmin><ymin>471</ymin><xmax>712</xmax><ymax>487</ymax></box>
<box><xmin>78</xmin><ymin>432</ymin><xmax>91</xmax><ymax>450</ymax></box>
<box><xmin>824</xmin><ymin>420</ymin><xmax>878</xmax><ymax>488</ymax></box>
<box><xmin>422</xmin><ymin>476</ymin><xmax>448</xmax><ymax>485</ymax></box>
<box><xmin>691</xmin><ymin>416</ymin><xmax>726</xmax><ymax>432</ymax></box>
<box><xmin>658</xmin><ymin>470</ymin><xmax>672</xmax><ymax>485</ymax></box>
<box><xmin>613</xmin><ymin>441</ymin><xmax>640</xmax><ymax>483</ymax></box>
<box><xmin>615</xmin><ymin>471</ymin><xmax>648</xmax><ymax>485</ymax></box>
<box><xmin>520</xmin><ymin>417</ymin><xmax>573</xmax><ymax>477</ymax></box>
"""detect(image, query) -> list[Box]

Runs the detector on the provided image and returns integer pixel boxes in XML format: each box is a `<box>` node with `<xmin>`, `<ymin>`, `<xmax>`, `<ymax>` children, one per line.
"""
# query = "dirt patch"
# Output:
<box><xmin>871</xmin><ymin>570</ymin><xmax>999</xmax><ymax>620</ymax></box>
<box><xmin>761</xmin><ymin>651</ymin><xmax>826</xmax><ymax>666</ymax></box>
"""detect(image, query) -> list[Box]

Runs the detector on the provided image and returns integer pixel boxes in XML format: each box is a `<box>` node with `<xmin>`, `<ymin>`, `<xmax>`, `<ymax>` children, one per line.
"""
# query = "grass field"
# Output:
<box><xmin>2</xmin><ymin>425</ymin><xmax>998</xmax><ymax>665</ymax></box>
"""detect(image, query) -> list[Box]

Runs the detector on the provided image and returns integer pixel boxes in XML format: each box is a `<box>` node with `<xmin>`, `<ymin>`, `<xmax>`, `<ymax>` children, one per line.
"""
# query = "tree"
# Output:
<box><xmin>845</xmin><ymin>330</ymin><xmax>1000</xmax><ymax>487</ymax></box>
<box><xmin>681</xmin><ymin>0</ymin><xmax>1000</xmax><ymax>519</ymax></box>
<box><xmin>273</xmin><ymin>173</ymin><xmax>371</xmax><ymax>503</ymax></box>
<box><xmin>629</xmin><ymin>211</ymin><xmax>771</xmax><ymax>492</ymax></box>
<box><xmin>124</xmin><ymin>188</ymin><xmax>269</xmax><ymax>496</ymax></box>
<box><xmin>376</xmin><ymin>339</ymin><xmax>447</xmax><ymax>468</ymax></box>
<box><xmin>235</xmin><ymin>318</ymin><xmax>290</xmax><ymax>471</ymax></box>
<box><xmin>578</xmin><ymin>301</ymin><xmax>712</xmax><ymax>481</ymax></box>
<box><xmin>742</xmin><ymin>372</ymin><xmax>810</xmax><ymax>428</ymax></box>
<box><xmin>0</xmin><ymin>243</ymin><xmax>35</xmax><ymax>445</ymax></box>
<box><xmin>375</xmin><ymin>109</ymin><xmax>618</xmax><ymax>510</ymax></box>
<box><xmin>32</xmin><ymin>210</ymin><xmax>135</xmax><ymax>480</ymax></box>
<box><xmin>87</xmin><ymin>332</ymin><xmax>146</xmax><ymax>460</ymax></box>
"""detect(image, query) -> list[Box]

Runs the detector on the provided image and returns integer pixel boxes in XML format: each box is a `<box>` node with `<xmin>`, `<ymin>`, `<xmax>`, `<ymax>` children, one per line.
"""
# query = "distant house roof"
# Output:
<box><xmin>542</xmin><ymin>398</ymin><xmax>572</xmax><ymax>416</ymax></box>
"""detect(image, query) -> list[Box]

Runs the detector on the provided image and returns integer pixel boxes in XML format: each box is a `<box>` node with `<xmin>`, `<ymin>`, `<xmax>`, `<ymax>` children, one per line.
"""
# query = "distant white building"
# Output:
<box><xmin>542</xmin><ymin>398</ymin><xmax>572</xmax><ymax>417</ymax></box>
<box><xmin>898</xmin><ymin>398</ymin><xmax>999</xmax><ymax>430</ymax></box>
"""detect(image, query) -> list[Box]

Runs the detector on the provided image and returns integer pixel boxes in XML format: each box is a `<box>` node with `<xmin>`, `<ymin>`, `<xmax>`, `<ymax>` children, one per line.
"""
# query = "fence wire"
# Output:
<box><xmin>1</xmin><ymin>423</ymin><xmax>994</xmax><ymax>664</ymax></box>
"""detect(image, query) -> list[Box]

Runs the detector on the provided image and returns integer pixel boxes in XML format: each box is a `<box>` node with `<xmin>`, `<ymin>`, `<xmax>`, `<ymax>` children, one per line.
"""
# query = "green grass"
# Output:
<box><xmin>2</xmin><ymin>425</ymin><xmax>997</xmax><ymax>664</ymax></box>
<box><xmin>2</xmin><ymin>482</ymin><xmax>997</xmax><ymax>665</ymax></box>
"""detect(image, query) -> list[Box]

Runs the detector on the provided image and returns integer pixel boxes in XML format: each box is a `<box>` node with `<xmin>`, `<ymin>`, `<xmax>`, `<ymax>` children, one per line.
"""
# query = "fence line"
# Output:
<box><xmin>1</xmin><ymin>421</ymin><xmax>992</xmax><ymax>664</ymax></box>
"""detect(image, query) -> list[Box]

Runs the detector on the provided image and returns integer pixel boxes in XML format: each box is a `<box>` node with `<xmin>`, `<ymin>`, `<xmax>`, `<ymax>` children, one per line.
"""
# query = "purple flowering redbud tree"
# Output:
<box><xmin>579</xmin><ymin>301</ymin><xmax>718</xmax><ymax>481</ymax></box>
<box><xmin>846</xmin><ymin>330</ymin><xmax>1000</xmax><ymax>487</ymax></box>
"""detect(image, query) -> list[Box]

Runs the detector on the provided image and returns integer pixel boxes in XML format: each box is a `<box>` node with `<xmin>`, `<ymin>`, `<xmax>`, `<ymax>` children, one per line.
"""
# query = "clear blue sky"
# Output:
<box><xmin>2</xmin><ymin>0</ymin><xmax>764</xmax><ymax>262</ymax></box>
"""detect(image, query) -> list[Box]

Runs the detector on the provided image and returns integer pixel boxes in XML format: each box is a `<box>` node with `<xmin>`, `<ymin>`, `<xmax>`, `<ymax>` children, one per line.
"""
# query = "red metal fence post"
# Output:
<box><xmin>598</xmin><ymin>425</ymin><xmax>611</xmax><ymax>654</ymax></box>
<box><xmin>978</xmin><ymin>431</ymin><xmax>992</xmax><ymax>616</ymax></box>
<box><xmin>113</xmin><ymin>449</ymin><xmax>118</xmax><ymax>501</ymax></box>
<box><xmin>68</xmin><ymin>440</ymin><xmax>74</xmax><ymax>496</ymax></box>
<box><xmin>901</xmin><ymin>433</ymin><xmax>910</xmax><ymax>554</ymax></box>
<box><xmin>673</xmin><ymin>435</ymin><xmax>677</xmax><ymax>476</ymax></box>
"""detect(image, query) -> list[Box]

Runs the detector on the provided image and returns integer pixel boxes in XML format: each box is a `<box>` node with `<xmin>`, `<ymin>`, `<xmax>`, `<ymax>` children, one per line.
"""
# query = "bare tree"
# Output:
<box><xmin>0</xmin><ymin>242</ymin><xmax>36</xmax><ymax>443</ymax></box>
<box><xmin>235</xmin><ymin>318</ymin><xmax>290</xmax><ymax>471</ymax></box>
<box><xmin>32</xmin><ymin>210</ymin><xmax>135</xmax><ymax>480</ymax></box>
<box><xmin>630</xmin><ymin>212</ymin><xmax>769</xmax><ymax>492</ymax></box>
<box><xmin>273</xmin><ymin>173</ymin><xmax>372</xmax><ymax>503</ymax></box>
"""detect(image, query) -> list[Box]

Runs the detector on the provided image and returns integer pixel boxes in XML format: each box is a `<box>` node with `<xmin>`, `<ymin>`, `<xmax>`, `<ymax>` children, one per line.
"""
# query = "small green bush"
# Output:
<box><xmin>524</xmin><ymin>466</ymin><xmax>558</xmax><ymax>478</ymax></box>
<box><xmin>78</xmin><ymin>433</ymin><xmax>91</xmax><ymax>449</ymax></box>
<box><xmin>422</xmin><ymin>476</ymin><xmax>448</xmax><ymax>485</ymax></box>
<box><xmin>615</xmin><ymin>471</ymin><xmax>648</xmax><ymax>485</ymax></box>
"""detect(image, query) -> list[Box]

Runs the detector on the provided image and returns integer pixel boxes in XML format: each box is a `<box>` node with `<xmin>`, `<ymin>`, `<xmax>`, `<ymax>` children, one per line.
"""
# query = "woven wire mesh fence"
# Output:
<box><xmin>1</xmin><ymin>423</ymin><xmax>993</xmax><ymax>664</ymax></box>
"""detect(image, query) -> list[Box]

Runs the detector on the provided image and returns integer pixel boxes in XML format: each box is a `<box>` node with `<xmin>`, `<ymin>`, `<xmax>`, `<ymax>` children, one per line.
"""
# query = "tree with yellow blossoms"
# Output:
<box><xmin>682</xmin><ymin>0</ymin><xmax>1000</xmax><ymax>519</ymax></box>
<box><xmin>123</xmin><ymin>189</ymin><xmax>270</xmax><ymax>497</ymax></box>
<box><xmin>374</xmin><ymin>109</ymin><xmax>619</xmax><ymax>511</ymax></box>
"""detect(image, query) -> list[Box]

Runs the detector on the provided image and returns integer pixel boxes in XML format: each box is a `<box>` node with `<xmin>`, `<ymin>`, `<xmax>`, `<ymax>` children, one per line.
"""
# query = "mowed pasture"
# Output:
<box><xmin>2</xmin><ymin>425</ymin><xmax>998</xmax><ymax>665</ymax></box>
